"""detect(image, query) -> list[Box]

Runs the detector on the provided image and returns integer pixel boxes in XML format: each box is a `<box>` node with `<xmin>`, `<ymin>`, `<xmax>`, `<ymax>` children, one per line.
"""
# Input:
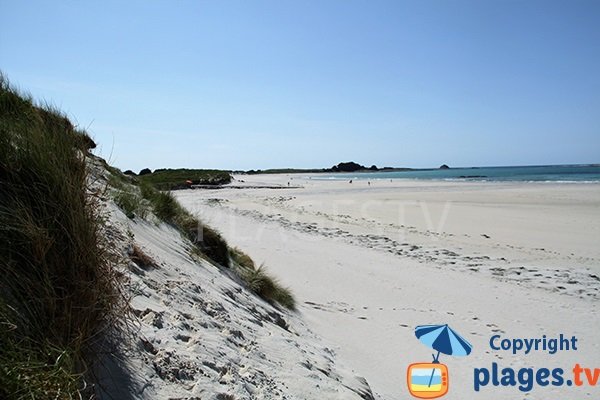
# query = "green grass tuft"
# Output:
<box><xmin>114</xmin><ymin>190</ymin><xmax>142</xmax><ymax>219</ymax></box>
<box><xmin>138</xmin><ymin>189</ymin><xmax>294</xmax><ymax>308</ymax></box>
<box><xmin>230</xmin><ymin>247</ymin><xmax>295</xmax><ymax>310</ymax></box>
<box><xmin>230</xmin><ymin>247</ymin><xmax>256</xmax><ymax>270</ymax></box>
<box><xmin>152</xmin><ymin>191</ymin><xmax>181</xmax><ymax>222</ymax></box>
<box><xmin>138</xmin><ymin>187</ymin><xmax>231</xmax><ymax>268</ymax></box>
<box><xmin>242</xmin><ymin>266</ymin><xmax>296</xmax><ymax>310</ymax></box>
<box><xmin>139</xmin><ymin>180</ymin><xmax>158</xmax><ymax>201</ymax></box>
<box><xmin>198</xmin><ymin>225</ymin><xmax>230</xmax><ymax>268</ymax></box>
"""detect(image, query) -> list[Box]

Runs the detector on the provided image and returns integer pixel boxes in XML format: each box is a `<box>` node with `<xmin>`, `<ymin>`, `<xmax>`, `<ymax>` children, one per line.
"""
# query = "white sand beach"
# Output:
<box><xmin>175</xmin><ymin>175</ymin><xmax>600</xmax><ymax>400</ymax></box>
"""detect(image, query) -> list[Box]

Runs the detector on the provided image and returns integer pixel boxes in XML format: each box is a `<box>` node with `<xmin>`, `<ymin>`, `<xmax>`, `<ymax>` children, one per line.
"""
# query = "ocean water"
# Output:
<box><xmin>314</xmin><ymin>164</ymin><xmax>600</xmax><ymax>183</ymax></box>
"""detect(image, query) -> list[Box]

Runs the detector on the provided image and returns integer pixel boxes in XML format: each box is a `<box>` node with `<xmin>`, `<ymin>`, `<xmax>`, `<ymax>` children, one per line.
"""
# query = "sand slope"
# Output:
<box><xmin>93</xmin><ymin>166</ymin><xmax>374</xmax><ymax>399</ymax></box>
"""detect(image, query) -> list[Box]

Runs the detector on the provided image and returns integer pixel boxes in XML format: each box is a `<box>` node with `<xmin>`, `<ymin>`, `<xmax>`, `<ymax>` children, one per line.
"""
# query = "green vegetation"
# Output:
<box><xmin>114</xmin><ymin>189</ymin><xmax>143</xmax><ymax>219</ymax></box>
<box><xmin>107</xmin><ymin>168</ymin><xmax>149</xmax><ymax>219</ymax></box>
<box><xmin>230</xmin><ymin>247</ymin><xmax>256</xmax><ymax>270</ymax></box>
<box><xmin>0</xmin><ymin>72</ymin><xmax>294</xmax><ymax>400</ymax></box>
<box><xmin>150</xmin><ymin>190</ymin><xmax>182</xmax><ymax>222</ymax></box>
<box><xmin>199</xmin><ymin>225</ymin><xmax>231</xmax><ymax>268</ymax></box>
<box><xmin>0</xmin><ymin>74</ymin><xmax>122</xmax><ymax>399</ymax></box>
<box><xmin>110</xmin><ymin>170</ymin><xmax>295</xmax><ymax>309</ymax></box>
<box><xmin>230</xmin><ymin>248</ymin><xmax>296</xmax><ymax>310</ymax></box>
<box><xmin>243</xmin><ymin>162</ymin><xmax>412</xmax><ymax>175</ymax></box>
<box><xmin>242</xmin><ymin>265</ymin><xmax>296</xmax><ymax>310</ymax></box>
<box><xmin>139</xmin><ymin>168</ymin><xmax>231</xmax><ymax>190</ymax></box>
<box><xmin>154</xmin><ymin>193</ymin><xmax>230</xmax><ymax>267</ymax></box>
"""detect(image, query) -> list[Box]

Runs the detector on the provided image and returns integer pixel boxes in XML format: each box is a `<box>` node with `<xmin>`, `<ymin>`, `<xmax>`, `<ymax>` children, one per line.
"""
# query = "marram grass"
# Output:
<box><xmin>0</xmin><ymin>73</ymin><xmax>124</xmax><ymax>399</ymax></box>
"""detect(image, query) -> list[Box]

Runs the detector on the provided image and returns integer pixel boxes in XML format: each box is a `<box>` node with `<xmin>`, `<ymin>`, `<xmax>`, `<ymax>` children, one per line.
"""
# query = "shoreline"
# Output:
<box><xmin>228</xmin><ymin>165</ymin><xmax>600</xmax><ymax>184</ymax></box>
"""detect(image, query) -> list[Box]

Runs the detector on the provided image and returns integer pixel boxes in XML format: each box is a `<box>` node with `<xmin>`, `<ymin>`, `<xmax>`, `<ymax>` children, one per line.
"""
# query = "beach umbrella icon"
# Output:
<box><xmin>414</xmin><ymin>324</ymin><xmax>473</xmax><ymax>387</ymax></box>
<box><xmin>415</xmin><ymin>324</ymin><xmax>472</xmax><ymax>360</ymax></box>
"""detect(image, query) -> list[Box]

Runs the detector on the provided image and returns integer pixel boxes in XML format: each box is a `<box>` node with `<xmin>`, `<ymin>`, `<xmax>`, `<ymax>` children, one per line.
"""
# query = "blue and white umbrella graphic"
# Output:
<box><xmin>415</xmin><ymin>324</ymin><xmax>473</xmax><ymax>386</ymax></box>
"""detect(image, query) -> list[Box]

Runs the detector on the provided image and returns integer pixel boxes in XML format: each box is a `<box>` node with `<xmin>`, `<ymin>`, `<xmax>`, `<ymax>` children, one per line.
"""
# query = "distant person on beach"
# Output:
<box><xmin>368</xmin><ymin>181</ymin><xmax>371</xmax><ymax>186</ymax></box>
<box><xmin>349</xmin><ymin>180</ymin><xmax>352</xmax><ymax>184</ymax></box>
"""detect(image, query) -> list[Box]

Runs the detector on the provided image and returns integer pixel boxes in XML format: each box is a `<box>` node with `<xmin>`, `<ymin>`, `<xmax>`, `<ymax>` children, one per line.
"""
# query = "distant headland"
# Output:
<box><xmin>242</xmin><ymin>161</ymin><xmax>414</xmax><ymax>175</ymax></box>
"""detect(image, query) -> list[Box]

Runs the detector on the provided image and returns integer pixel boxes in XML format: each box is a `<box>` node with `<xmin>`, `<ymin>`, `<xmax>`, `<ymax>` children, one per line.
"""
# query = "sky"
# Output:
<box><xmin>1</xmin><ymin>0</ymin><xmax>599</xmax><ymax>171</ymax></box>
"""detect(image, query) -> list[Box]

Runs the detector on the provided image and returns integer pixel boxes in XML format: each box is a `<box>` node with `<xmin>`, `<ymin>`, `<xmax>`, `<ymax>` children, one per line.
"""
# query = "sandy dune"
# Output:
<box><xmin>175</xmin><ymin>174</ymin><xmax>600</xmax><ymax>400</ymax></box>
<box><xmin>95</xmin><ymin>164</ymin><xmax>375</xmax><ymax>400</ymax></box>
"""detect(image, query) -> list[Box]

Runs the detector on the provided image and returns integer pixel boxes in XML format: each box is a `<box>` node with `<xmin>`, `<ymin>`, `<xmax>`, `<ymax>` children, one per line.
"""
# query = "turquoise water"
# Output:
<box><xmin>314</xmin><ymin>165</ymin><xmax>600</xmax><ymax>182</ymax></box>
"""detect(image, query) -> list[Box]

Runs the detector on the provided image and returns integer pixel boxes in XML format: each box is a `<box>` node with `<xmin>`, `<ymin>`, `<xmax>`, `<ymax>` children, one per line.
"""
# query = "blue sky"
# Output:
<box><xmin>1</xmin><ymin>0</ymin><xmax>599</xmax><ymax>171</ymax></box>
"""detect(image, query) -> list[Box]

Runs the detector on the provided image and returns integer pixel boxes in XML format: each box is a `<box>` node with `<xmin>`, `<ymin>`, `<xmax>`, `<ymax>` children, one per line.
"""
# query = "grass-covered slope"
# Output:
<box><xmin>0</xmin><ymin>75</ymin><xmax>122</xmax><ymax>399</ymax></box>
<box><xmin>107</xmin><ymin>166</ymin><xmax>296</xmax><ymax>310</ymax></box>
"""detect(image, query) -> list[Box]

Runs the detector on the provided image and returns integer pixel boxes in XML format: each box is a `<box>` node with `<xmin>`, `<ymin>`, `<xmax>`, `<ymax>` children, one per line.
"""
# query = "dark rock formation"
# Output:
<box><xmin>331</xmin><ymin>162</ymin><xmax>367</xmax><ymax>172</ymax></box>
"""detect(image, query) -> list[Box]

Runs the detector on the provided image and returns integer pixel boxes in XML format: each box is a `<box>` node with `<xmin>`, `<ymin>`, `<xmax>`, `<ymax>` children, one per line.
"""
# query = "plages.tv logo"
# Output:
<box><xmin>407</xmin><ymin>324</ymin><xmax>473</xmax><ymax>399</ymax></box>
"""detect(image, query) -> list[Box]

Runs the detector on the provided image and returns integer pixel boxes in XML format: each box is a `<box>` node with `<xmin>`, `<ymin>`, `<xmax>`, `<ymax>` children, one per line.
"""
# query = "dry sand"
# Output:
<box><xmin>175</xmin><ymin>174</ymin><xmax>600</xmax><ymax>400</ymax></box>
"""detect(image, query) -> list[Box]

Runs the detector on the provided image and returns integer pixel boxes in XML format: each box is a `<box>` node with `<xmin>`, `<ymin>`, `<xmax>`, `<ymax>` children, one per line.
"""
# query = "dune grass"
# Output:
<box><xmin>114</xmin><ymin>189</ymin><xmax>142</xmax><ymax>219</ymax></box>
<box><xmin>0</xmin><ymin>74</ymin><xmax>123</xmax><ymax>399</ymax></box>
<box><xmin>133</xmin><ymin>183</ymin><xmax>232</xmax><ymax>268</ymax></box>
<box><xmin>110</xmin><ymin>170</ymin><xmax>296</xmax><ymax>309</ymax></box>
<box><xmin>142</xmin><ymin>188</ymin><xmax>294</xmax><ymax>309</ymax></box>
<box><xmin>230</xmin><ymin>248</ymin><xmax>296</xmax><ymax>310</ymax></box>
<box><xmin>0</xmin><ymin>72</ymin><xmax>292</xmax><ymax>399</ymax></box>
<box><xmin>230</xmin><ymin>247</ymin><xmax>256</xmax><ymax>270</ymax></box>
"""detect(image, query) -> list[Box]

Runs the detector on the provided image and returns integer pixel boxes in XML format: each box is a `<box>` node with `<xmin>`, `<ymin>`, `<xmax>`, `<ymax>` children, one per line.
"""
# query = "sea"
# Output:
<box><xmin>313</xmin><ymin>164</ymin><xmax>600</xmax><ymax>183</ymax></box>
